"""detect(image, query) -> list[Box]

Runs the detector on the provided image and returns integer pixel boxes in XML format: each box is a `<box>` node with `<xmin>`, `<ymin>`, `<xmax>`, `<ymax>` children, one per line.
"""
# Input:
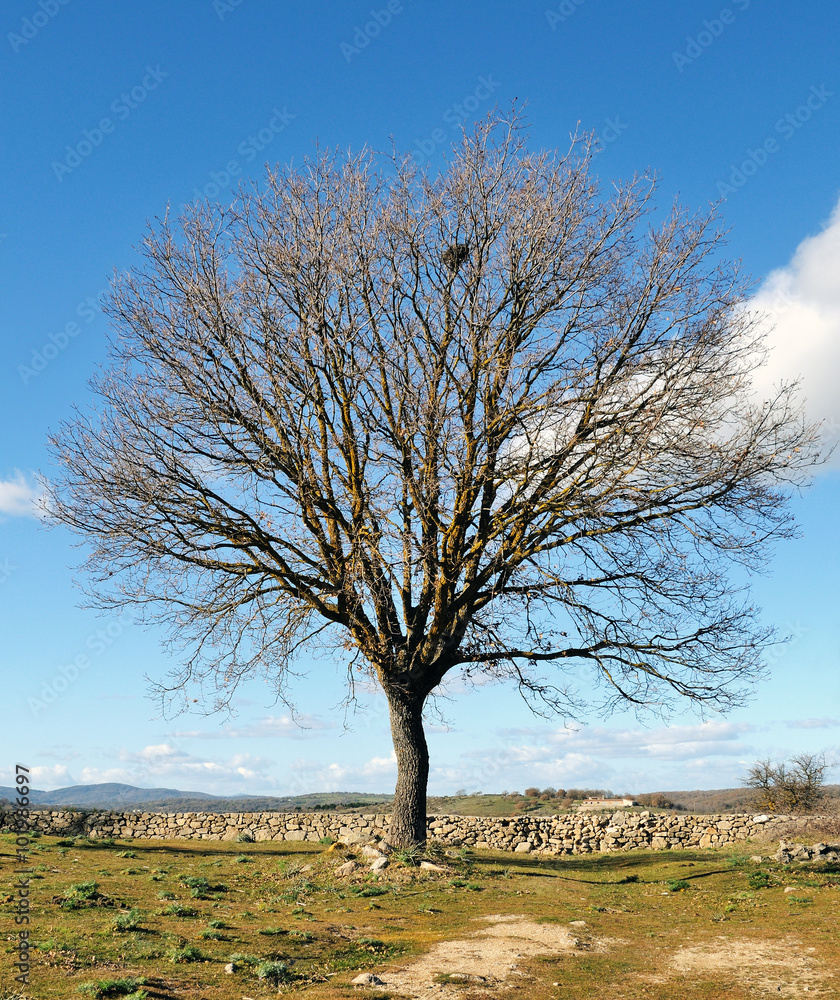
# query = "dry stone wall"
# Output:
<box><xmin>0</xmin><ymin>807</ymin><xmax>803</xmax><ymax>853</ymax></box>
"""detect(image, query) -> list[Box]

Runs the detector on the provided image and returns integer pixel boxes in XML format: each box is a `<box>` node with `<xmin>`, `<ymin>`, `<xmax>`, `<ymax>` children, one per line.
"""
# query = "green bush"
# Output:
<box><xmin>60</xmin><ymin>881</ymin><xmax>105</xmax><ymax>910</ymax></box>
<box><xmin>78</xmin><ymin>976</ymin><xmax>147</xmax><ymax>997</ymax></box>
<box><xmin>747</xmin><ymin>870</ymin><xmax>771</xmax><ymax>890</ymax></box>
<box><xmin>111</xmin><ymin>908</ymin><xmax>142</xmax><ymax>932</ymax></box>
<box><xmin>256</xmin><ymin>960</ymin><xmax>292</xmax><ymax>984</ymax></box>
<box><xmin>179</xmin><ymin>874</ymin><xmax>227</xmax><ymax>898</ymax></box>
<box><xmin>162</xmin><ymin>903</ymin><xmax>198</xmax><ymax>917</ymax></box>
<box><xmin>69</xmin><ymin>880</ymin><xmax>99</xmax><ymax>898</ymax></box>
<box><xmin>228</xmin><ymin>952</ymin><xmax>260</xmax><ymax>966</ymax></box>
<box><xmin>169</xmin><ymin>945</ymin><xmax>207</xmax><ymax>963</ymax></box>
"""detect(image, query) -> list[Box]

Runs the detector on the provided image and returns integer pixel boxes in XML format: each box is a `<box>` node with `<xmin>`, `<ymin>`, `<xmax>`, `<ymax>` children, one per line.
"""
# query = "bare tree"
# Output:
<box><xmin>47</xmin><ymin>112</ymin><xmax>822</xmax><ymax>846</ymax></box>
<box><xmin>745</xmin><ymin>753</ymin><xmax>831</xmax><ymax>813</ymax></box>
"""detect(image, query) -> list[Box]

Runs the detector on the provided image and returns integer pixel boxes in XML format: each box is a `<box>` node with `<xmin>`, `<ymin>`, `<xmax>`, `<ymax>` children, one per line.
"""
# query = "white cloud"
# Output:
<box><xmin>549</xmin><ymin>720</ymin><xmax>754</xmax><ymax>759</ymax></box>
<box><xmin>747</xmin><ymin>195</ymin><xmax>840</xmax><ymax>466</ymax></box>
<box><xmin>436</xmin><ymin>721</ymin><xmax>760</xmax><ymax>795</ymax></box>
<box><xmin>287</xmin><ymin>753</ymin><xmax>398</xmax><ymax>792</ymax></box>
<box><xmin>495</xmin><ymin>721</ymin><xmax>755</xmax><ymax>761</ymax></box>
<box><xmin>787</xmin><ymin>717</ymin><xmax>840</xmax><ymax>730</ymax></box>
<box><xmin>26</xmin><ymin>764</ymin><xmax>74</xmax><ymax>787</ymax></box>
<box><xmin>170</xmin><ymin>713</ymin><xmax>337</xmax><ymax>740</ymax></box>
<box><xmin>35</xmin><ymin>746</ymin><xmax>81</xmax><ymax>761</ymax></box>
<box><xmin>0</xmin><ymin>470</ymin><xmax>45</xmax><ymax>517</ymax></box>
<box><xmin>58</xmin><ymin>743</ymin><xmax>287</xmax><ymax>793</ymax></box>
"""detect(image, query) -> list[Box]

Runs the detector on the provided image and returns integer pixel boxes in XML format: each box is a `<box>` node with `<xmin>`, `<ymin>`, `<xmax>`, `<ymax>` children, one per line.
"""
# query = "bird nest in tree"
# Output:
<box><xmin>441</xmin><ymin>242</ymin><xmax>470</xmax><ymax>272</ymax></box>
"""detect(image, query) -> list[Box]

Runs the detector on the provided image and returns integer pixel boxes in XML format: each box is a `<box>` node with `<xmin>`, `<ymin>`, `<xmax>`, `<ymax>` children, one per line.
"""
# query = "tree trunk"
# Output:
<box><xmin>385</xmin><ymin>687</ymin><xmax>429</xmax><ymax>847</ymax></box>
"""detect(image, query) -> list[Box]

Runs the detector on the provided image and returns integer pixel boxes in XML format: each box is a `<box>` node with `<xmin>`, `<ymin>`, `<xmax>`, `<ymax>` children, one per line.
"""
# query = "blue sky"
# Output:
<box><xmin>1</xmin><ymin>0</ymin><xmax>838</xmax><ymax>799</ymax></box>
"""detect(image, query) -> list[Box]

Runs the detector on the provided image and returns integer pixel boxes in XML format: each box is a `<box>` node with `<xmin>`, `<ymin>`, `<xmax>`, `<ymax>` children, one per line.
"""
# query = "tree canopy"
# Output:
<box><xmin>48</xmin><ymin>113</ymin><xmax>822</xmax><ymax>844</ymax></box>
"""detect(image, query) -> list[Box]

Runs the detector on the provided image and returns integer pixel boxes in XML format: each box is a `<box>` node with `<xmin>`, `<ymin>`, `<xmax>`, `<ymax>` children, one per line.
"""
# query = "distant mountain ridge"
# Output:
<box><xmin>0</xmin><ymin>782</ymin><xmax>393</xmax><ymax>813</ymax></box>
<box><xmin>0</xmin><ymin>782</ymin><xmax>216</xmax><ymax>807</ymax></box>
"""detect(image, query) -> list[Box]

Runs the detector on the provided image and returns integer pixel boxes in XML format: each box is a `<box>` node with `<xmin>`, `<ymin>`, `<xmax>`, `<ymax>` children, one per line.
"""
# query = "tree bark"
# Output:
<box><xmin>385</xmin><ymin>687</ymin><xmax>429</xmax><ymax>847</ymax></box>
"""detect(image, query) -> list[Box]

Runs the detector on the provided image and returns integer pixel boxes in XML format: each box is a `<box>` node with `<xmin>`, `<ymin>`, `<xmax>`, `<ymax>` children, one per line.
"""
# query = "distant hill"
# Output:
<box><xmin>0</xmin><ymin>782</ymin><xmax>216</xmax><ymax>808</ymax></box>
<box><xmin>658</xmin><ymin>785</ymin><xmax>840</xmax><ymax>814</ymax></box>
<box><xmin>0</xmin><ymin>782</ymin><xmax>392</xmax><ymax>813</ymax></box>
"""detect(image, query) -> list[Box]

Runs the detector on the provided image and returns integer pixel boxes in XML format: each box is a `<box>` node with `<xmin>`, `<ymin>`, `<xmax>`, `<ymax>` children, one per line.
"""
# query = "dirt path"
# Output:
<box><xmin>372</xmin><ymin>914</ymin><xmax>599</xmax><ymax>998</ymax></box>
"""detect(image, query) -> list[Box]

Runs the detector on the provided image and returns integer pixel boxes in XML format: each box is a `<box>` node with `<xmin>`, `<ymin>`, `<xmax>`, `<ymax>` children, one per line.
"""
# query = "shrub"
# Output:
<box><xmin>60</xmin><ymin>881</ymin><xmax>106</xmax><ymax>910</ymax></box>
<box><xmin>162</xmin><ymin>903</ymin><xmax>198</xmax><ymax>917</ymax></box>
<box><xmin>256</xmin><ymin>960</ymin><xmax>292</xmax><ymax>984</ymax></box>
<box><xmin>78</xmin><ymin>977</ymin><xmax>148</xmax><ymax>998</ymax></box>
<box><xmin>179</xmin><ymin>874</ymin><xmax>227</xmax><ymax>898</ymax></box>
<box><xmin>169</xmin><ymin>945</ymin><xmax>207</xmax><ymax>963</ymax></box>
<box><xmin>69</xmin><ymin>880</ymin><xmax>99</xmax><ymax>898</ymax></box>
<box><xmin>747</xmin><ymin>870</ymin><xmax>771</xmax><ymax>890</ymax></box>
<box><xmin>111</xmin><ymin>908</ymin><xmax>142</xmax><ymax>932</ymax></box>
<box><xmin>228</xmin><ymin>952</ymin><xmax>260</xmax><ymax>966</ymax></box>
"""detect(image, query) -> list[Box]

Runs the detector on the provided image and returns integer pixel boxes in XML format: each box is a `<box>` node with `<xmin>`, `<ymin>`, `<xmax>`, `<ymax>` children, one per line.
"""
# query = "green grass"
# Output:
<box><xmin>747</xmin><ymin>869</ymin><xmax>772</xmax><ymax>889</ymax></box>
<box><xmin>111</xmin><ymin>907</ymin><xmax>142</xmax><ymax>932</ymax></box>
<box><xmin>77</xmin><ymin>976</ymin><xmax>148</xmax><ymax>997</ymax></box>
<box><xmin>168</xmin><ymin>944</ymin><xmax>208</xmax><ymax>963</ymax></box>
<box><xmin>5</xmin><ymin>831</ymin><xmax>840</xmax><ymax>1000</ymax></box>
<box><xmin>256</xmin><ymin>959</ymin><xmax>293</xmax><ymax>983</ymax></box>
<box><xmin>161</xmin><ymin>902</ymin><xmax>198</xmax><ymax>917</ymax></box>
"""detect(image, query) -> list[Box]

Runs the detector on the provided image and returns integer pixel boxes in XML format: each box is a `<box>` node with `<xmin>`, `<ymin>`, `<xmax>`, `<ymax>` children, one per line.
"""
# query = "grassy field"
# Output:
<box><xmin>1</xmin><ymin>831</ymin><xmax>838</xmax><ymax>999</ymax></box>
